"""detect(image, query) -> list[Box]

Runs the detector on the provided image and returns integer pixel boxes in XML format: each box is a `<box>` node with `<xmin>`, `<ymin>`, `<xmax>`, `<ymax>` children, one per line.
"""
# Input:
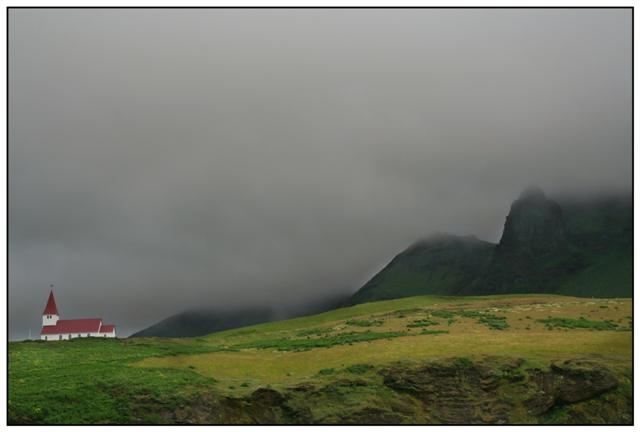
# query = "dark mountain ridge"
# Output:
<box><xmin>350</xmin><ymin>234</ymin><xmax>494</xmax><ymax>304</ymax></box>
<box><xmin>130</xmin><ymin>308</ymin><xmax>274</xmax><ymax>338</ymax></box>
<box><xmin>497</xmin><ymin>186</ymin><xmax>568</xmax><ymax>255</ymax></box>
<box><xmin>351</xmin><ymin>188</ymin><xmax>631</xmax><ymax>303</ymax></box>
<box><xmin>130</xmin><ymin>292</ymin><xmax>351</xmax><ymax>338</ymax></box>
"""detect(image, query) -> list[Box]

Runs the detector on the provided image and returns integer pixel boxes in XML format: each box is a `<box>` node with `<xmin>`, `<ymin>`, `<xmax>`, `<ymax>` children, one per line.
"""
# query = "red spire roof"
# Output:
<box><xmin>42</xmin><ymin>290</ymin><xmax>59</xmax><ymax>315</ymax></box>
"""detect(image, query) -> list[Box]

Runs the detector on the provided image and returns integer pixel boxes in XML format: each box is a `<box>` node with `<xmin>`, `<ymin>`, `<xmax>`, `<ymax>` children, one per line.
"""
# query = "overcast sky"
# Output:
<box><xmin>8</xmin><ymin>9</ymin><xmax>631</xmax><ymax>339</ymax></box>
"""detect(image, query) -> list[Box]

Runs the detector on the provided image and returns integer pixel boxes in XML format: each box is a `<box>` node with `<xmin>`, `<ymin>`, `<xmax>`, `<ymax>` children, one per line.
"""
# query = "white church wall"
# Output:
<box><xmin>41</xmin><ymin>331</ymin><xmax>117</xmax><ymax>341</ymax></box>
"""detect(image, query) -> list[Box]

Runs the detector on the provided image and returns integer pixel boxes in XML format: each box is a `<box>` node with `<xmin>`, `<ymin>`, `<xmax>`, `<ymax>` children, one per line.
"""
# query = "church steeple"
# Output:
<box><xmin>42</xmin><ymin>290</ymin><xmax>59</xmax><ymax>326</ymax></box>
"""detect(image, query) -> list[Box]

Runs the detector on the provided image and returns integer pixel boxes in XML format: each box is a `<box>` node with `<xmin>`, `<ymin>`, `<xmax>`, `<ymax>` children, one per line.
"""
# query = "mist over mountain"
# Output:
<box><xmin>9</xmin><ymin>9</ymin><xmax>631</xmax><ymax>339</ymax></box>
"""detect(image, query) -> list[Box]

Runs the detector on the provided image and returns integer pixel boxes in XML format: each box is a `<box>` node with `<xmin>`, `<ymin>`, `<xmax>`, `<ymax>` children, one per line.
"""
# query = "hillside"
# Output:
<box><xmin>555</xmin><ymin>194</ymin><xmax>632</xmax><ymax>297</ymax></box>
<box><xmin>130</xmin><ymin>308</ymin><xmax>274</xmax><ymax>338</ymax></box>
<box><xmin>350</xmin><ymin>189</ymin><xmax>631</xmax><ymax>303</ymax></box>
<box><xmin>9</xmin><ymin>294</ymin><xmax>632</xmax><ymax>424</ymax></box>
<box><xmin>350</xmin><ymin>234</ymin><xmax>494</xmax><ymax>304</ymax></box>
<box><xmin>130</xmin><ymin>294</ymin><xmax>350</xmax><ymax>338</ymax></box>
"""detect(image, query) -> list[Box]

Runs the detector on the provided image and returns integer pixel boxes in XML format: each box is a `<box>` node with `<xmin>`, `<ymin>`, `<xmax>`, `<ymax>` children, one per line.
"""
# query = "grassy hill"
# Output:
<box><xmin>9</xmin><ymin>294</ymin><xmax>632</xmax><ymax>424</ymax></box>
<box><xmin>555</xmin><ymin>194</ymin><xmax>632</xmax><ymax>297</ymax></box>
<box><xmin>350</xmin><ymin>190</ymin><xmax>631</xmax><ymax>303</ymax></box>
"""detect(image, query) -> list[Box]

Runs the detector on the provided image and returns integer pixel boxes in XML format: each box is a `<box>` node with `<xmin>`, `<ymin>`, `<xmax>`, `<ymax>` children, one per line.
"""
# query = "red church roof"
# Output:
<box><xmin>41</xmin><ymin>318</ymin><xmax>102</xmax><ymax>335</ymax></box>
<box><xmin>99</xmin><ymin>325</ymin><xmax>116</xmax><ymax>333</ymax></box>
<box><xmin>42</xmin><ymin>290</ymin><xmax>59</xmax><ymax>315</ymax></box>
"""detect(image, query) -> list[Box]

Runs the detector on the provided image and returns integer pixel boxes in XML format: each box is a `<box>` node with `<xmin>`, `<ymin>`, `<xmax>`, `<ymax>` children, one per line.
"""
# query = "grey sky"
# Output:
<box><xmin>9</xmin><ymin>9</ymin><xmax>631</xmax><ymax>339</ymax></box>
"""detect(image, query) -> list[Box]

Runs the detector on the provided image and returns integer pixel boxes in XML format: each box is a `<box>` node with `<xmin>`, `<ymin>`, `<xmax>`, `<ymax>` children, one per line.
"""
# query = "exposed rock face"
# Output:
<box><xmin>462</xmin><ymin>188</ymin><xmax>577</xmax><ymax>295</ymax></box>
<box><xmin>525</xmin><ymin>359</ymin><xmax>620</xmax><ymax>415</ymax></box>
<box><xmin>380</xmin><ymin>357</ymin><xmax>619</xmax><ymax>424</ymax></box>
<box><xmin>381</xmin><ymin>359</ymin><xmax>511</xmax><ymax>423</ymax></box>
<box><xmin>551</xmin><ymin>361</ymin><xmax>619</xmax><ymax>404</ymax></box>
<box><xmin>497</xmin><ymin>186</ymin><xmax>568</xmax><ymax>256</ymax></box>
<box><xmin>166</xmin><ymin>357</ymin><xmax>625</xmax><ymax>424</ymax></box>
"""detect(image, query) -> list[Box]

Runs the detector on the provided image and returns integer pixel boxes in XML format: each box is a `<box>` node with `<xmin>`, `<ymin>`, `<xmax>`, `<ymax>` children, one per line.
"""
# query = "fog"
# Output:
<box><xmin>9</xmin><ymin>9</ymin><xmax>631</xmax><ymax>338</ymax></box>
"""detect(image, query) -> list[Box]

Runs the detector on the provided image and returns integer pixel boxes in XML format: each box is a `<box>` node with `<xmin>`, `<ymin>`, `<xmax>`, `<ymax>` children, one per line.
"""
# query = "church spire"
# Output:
<box><xmin>42</xmin><ymin>290</ymin><xmax>59</xmax><ymax>315</ymax></box>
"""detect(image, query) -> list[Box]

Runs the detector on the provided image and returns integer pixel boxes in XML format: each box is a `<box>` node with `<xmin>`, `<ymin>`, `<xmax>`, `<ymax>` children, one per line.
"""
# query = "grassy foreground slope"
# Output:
<box><xmin>9</xmin><ymin>294</ymin><xmax>632</xmax><ymax>424</ymax></box>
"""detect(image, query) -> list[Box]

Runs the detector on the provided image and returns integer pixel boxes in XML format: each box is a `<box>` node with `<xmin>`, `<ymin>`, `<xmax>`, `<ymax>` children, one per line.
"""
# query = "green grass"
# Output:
<box><xmin>452</xmin><ymin>357</ymin><xmax>474</xmax><ymax>369</ymax></box>
<box><xmin>345</xmin><ymin>319</ymin><xmax>383</xmax><ymax>327</ymax></box>
<box><xmin>536</xmin><ymin>317</ymin><xmax>619</xmax><ymax>331</ymax></box>
<box><xmin>343</xmin><ymin>364</ymin><xmax>374</xmax><ymax>374</ymax></box>
<box><xmin>430</xmin><ymin>310</ymin><xmax>456</xmax><ymax>319</ymax></box>
<box><xmin>232</xmin><ymin>331</ymin><xmax>407</xmax><ymax>352</ymax></box>
<box><xmin>8</xmin><ymin>338</ymin><xmax>220</xmax><ymax>424</ymax></box>
<box><xmin>474</xmin><ymin>315</ymin><xmax>509</xmax><ymax>330</ymax></box>
<box><xmin>406</xmin><ymin>318</ymin><xmax>439</xmax><ymax>328</ymax></box>
<box><xmin>425</xmin><ymin>309</ymin><xmax>510</xmax><ymax>330</ymax></box>
<box><xmin>296</xmin><ymin>327</ymin><xmax>333</xmax><ymax>337</ymax></box>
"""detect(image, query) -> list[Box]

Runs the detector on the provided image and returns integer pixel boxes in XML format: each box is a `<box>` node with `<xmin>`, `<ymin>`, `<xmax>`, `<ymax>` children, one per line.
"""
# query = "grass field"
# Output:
<box><xmin>9</xmin><ymin>294</ymin><xmax>632</xmax><ymax>424</ymax></box>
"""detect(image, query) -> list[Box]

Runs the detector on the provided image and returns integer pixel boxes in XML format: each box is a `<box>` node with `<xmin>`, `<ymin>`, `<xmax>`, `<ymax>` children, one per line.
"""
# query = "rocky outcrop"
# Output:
<box><xmin>524</xmin><ymin>359</ymin><xmax>619</xmax><ymax>416</ymax></box>
<box><xmin>462</xmin><ymin>188</ymin><xmax>579</xmax><ymax>295</ymax></box>
<box><xmin>165</xmin><ymin>357</ymin><xmax>625</xmax><ymax>424</ymax></box>
<box><xmin>381</xmin><ymin>358</ymin><xmax>514</xmax><ymax>423</ymax></box>
<box><xmin>497</xmin><ymin>186</ymin><xmax>568</xmax><ymax>256</ymax></box>
<box><xmin>380</xmin><ymin>357</ymin><xmax>619</xmax><ymax>423</ymax></box>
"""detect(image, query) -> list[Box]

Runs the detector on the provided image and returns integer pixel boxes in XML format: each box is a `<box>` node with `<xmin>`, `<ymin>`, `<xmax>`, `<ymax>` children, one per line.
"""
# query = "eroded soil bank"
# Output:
<box><xmin>164</xmin><ymin>356</ymin><xmax>631</xmax><ymax>424</ymax></box>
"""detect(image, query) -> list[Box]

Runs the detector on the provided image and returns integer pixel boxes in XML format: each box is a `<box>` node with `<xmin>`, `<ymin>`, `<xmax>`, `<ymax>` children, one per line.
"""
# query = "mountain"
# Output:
<box><xmin>130</xmin><ymin>292</ymin><xmax>352</xmax><ymax>338</ymax></box>
<box><xmin>130</xmin><ymin>308</ymin><xmax>274</xmax><ymax>338</ymax></box>
<box><xmin>135</xmin><ymin>188</ymin><xmax>630</xmax><ymax>335</ymax></box>
<box><xmin>461</xmin><ymin>187</ymin><xmax>576</xmax><ymax>295</ymax></box>
<box><xmin>350</xmin><ymin>188</ymin><xmax>631</xmax><ymax>303</ymax></box>
<box><xmin>350</xmin><ymin>234</ymin><xmax>494</xmax><ymax>304</ymax></box>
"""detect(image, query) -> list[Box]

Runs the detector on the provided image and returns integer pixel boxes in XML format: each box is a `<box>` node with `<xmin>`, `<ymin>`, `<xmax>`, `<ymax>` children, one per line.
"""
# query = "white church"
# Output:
<box><xmin>40</xmin><ymin>291</ymin><xmax>117</xmax><ymax>341</ymax></box>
